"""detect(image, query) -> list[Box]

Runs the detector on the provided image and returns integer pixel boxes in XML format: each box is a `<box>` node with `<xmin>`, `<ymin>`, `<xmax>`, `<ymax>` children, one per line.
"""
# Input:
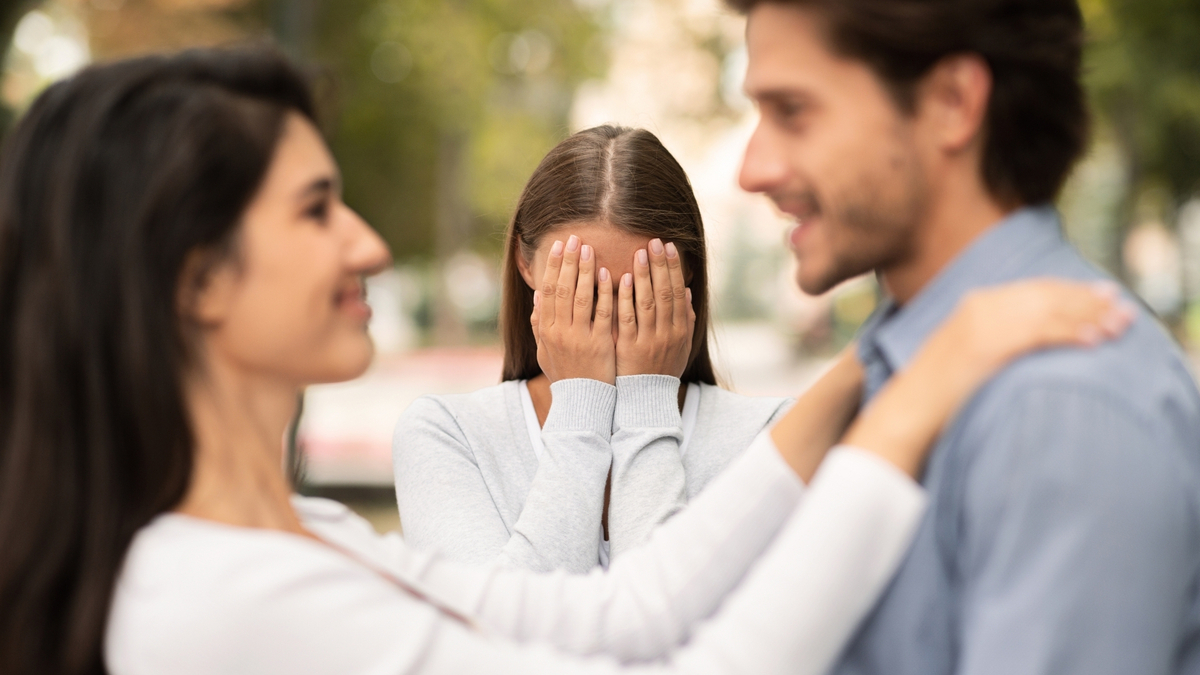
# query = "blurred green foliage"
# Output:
<box><xmin>1084</xmin><ymin>0</ymin><xmax>1200</xmax><ymax>210</ymax></box>
<box><xmin>302</xmin><ymin>0</ymin><xmax>603</xmax><ymax>261</ymax></box>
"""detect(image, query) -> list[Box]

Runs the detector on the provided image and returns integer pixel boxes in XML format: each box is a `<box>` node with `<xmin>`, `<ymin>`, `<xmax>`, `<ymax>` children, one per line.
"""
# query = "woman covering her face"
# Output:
<box><xmin>0</xmin><ymin>47</ymin><xmax>1131</xmax><ymax>675</ymax></box>
<box><xmin>392</xmin><ymin>126</ymin><xmax>794</xmax><ymax>572</ymax></box>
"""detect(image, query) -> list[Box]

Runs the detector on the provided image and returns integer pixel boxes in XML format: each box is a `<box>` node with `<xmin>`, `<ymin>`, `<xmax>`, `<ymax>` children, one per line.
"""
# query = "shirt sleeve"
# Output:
<box><xmin>606</xmin><ymin>375</ymin><xmax>688</xmax><ymax>561</ymax></box>
<box><xmin>392</xmin><ymin>379</ymin><xmax>616</xmax><ymax>573</ymax></box>
<box><xmin>954</xmin><ymin>385</ymin><xmax>1198</xmax><ymax>675</ymax></box>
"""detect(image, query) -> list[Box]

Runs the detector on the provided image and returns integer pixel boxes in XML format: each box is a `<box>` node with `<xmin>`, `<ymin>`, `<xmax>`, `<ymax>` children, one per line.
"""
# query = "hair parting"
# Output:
<box><xmin>499</xmin><ymin>125</ymin><xmax>718</xmax><ymax>385</ymax></box>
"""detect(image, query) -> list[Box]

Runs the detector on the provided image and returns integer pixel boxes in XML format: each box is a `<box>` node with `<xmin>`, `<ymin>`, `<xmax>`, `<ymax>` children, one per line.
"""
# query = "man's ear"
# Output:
<box><xmin>918</xmin><ymin>53</ymin><xmax>992</xmax><ymax>155</ymax></box>
<box><xmin>177</xmin><ymin>248</ymin><xmax>237</xmax><ymax>328</ymax></box>
<box><xmin>515</xmin><ymin>250</ymin><xmax>537</xmax><ymax>290</ymax></box>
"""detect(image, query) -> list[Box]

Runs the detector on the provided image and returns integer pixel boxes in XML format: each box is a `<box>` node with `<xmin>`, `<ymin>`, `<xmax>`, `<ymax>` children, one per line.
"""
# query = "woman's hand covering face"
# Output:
<box><xmin>531</xmin><ymin>235</ymin><xmax>617</xmax><ymax>384</ymax></box>
<box><xmin>616</xmin><ymin>239</ymin><xmax>695</xmax><ymax>378</ymax></box>
<box><xmin>530</xmin><ymin>236</ymin><xmax>696</xmax><ymax>384</ymax></box>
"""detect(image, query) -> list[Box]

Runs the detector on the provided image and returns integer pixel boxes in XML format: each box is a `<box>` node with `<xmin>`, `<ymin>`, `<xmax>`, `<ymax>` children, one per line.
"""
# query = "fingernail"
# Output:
<box><xmin>1078</xmin><ymin>324</ymin><xmax>1101</xmax><ymax>346</ymax></box>
<box><xmin>686</xmin><ymin>287</ymin><xmax>692</xmax><ymax>302</ymax></box>
<box><xmin>1090</xmin><ymin>279</ymin><xmax>1121</xmax><ymax>299</ymax></box>
<box><xmin>566</xmin><ymin>235</ymin><xmax>580</xmax><ymax>252</ymax></box>
<box><xmin>637</xmin><ymin>249</ymin><xmax>648</xmax><ymax>265</ymax></box>
<box><xmin>1110</xmin><ymin>302</ymin><xmax>1138</xmax><ymax>330</ymax></box>
<box><xmin>1101</xmin><ymin>312</ymin><xmax>1125</xmax><ymax>335</ymax></box>
<box><xmin>665</xmin><ymin>242</ymin><xmax>678</xmax><ymax>259</ymax></box>
<box><xmin>581</xmin><ymin>244</ymin><xmax>592</xmax><ymax>262</ymax></box>
<box><xmin>551</xmin><ymin>240</ymin><xmax>564</xmax><ymax>256</ymax></box>
<box><xmin>599</xmin><ymin>267</ymin><xmax>609</xmax><ymax>282</ymax></box>
<box><xmin>623</xmin><ymin>273</ymin><xmax>633</xmax><ymax>287</ymax></box>
<box><xmin>533</xmin><ymin>291</ymin><xmax>540</xmax><ymax>307</ymax></box>
<box><xmin>649</xmin><ymin>239</ymin><xmax>664</xmax><ymax>255</ymax></box>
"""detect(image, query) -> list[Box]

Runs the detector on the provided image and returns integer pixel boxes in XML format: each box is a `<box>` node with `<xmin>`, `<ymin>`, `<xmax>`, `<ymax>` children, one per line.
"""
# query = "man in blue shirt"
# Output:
<box><xmin>728</xmin><ymin>0</ymin><xmax>1200</xmax><ymax>673</ymax></box>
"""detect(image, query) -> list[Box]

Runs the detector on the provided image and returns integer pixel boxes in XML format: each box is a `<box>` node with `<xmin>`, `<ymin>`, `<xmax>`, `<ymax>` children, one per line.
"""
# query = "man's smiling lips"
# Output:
<box><xmin>776</xmin><ymin>206</ymin><xmax>820</xmax><ymax>254</ymax></box>
<box><xmin>767</xmin><ymin>192</ymin><xmax>822</xmax><ymax>255</ymax></box>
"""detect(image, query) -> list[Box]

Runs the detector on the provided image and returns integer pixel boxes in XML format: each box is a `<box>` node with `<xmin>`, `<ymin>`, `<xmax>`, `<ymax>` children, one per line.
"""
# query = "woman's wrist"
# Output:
<box><xmin>841</xmin><ymin>372</ymin><xmax>943</xmax><ymax>478</ymax></box>
<box><xmin>544</xmin><ymin>378</ymin><xmax>618</xmax><ymax>436</ymax></box>
<box><xmin>822</xmin><ymin>351</ymin><xmax>866</xmax><ymax>400</ymax></box>
<box><xmin>840</xmin><ymin>335</ymin><xmax>981</xmax><ymax>478</ymax></box>
<box><xmin>614</xmin><ymin>374</ymin><xmax>681</xmax><ymax>430</ymax></box>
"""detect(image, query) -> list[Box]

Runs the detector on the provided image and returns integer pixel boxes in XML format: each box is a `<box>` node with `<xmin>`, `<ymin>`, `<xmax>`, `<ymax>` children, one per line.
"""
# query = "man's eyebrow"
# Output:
<box><xmin>744</xmin><ymin>87</ymin><xmax>808</xmax><ymax>104</ymax></box>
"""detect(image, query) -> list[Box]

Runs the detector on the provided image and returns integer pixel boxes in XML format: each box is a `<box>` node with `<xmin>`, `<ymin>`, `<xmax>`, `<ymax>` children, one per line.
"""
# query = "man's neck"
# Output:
<box><xmin>882</xmin><ymin>180</ymin><xmax>1016</xmax><ymax>305</ymax></box>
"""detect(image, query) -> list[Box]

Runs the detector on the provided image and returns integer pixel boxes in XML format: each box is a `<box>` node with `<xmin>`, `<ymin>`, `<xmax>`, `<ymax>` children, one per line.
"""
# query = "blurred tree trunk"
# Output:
<box><xmin>1106</xmin><ymin>100</ymin><xmax>1144</xmax><ymax>284</ymax></box>
<box><xmin>87</xmin><ymin>0</ymin><xmax>255</xmax><ymax>61</ymax></box>
<box><xmin>271</xmin><ymin>0</ymin><xmax>315</xmax><ymax>57</ymax></box>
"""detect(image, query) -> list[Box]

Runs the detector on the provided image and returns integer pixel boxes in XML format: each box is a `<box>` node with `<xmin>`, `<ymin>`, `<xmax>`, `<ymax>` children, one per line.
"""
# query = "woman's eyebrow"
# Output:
<box><xmin>297</xmin><ymin>174</ymin><xmax>342</xmax><ymax>200</ymax></box>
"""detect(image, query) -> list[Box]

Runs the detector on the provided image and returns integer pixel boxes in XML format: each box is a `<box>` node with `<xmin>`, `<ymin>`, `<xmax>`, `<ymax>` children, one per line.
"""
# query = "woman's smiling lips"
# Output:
<box><xmin>336</xmin><ymin>280</ymin><xmax>372</xmax><ymax>322</ymax></box>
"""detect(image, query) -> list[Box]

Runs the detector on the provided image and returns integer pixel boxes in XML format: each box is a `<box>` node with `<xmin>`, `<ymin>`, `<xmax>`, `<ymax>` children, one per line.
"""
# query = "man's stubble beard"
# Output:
<box><xmin>800</xmin><ymin>144</ymin><xmax>929</xmax><ymax>296</ymax></box>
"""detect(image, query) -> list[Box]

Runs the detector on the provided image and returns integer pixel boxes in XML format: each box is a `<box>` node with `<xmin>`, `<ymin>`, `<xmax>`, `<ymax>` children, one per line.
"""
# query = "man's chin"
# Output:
<box><xmin>795</xmin><ymin>266</ymin><xmax>841</xmax><ymax>297</ymax></box>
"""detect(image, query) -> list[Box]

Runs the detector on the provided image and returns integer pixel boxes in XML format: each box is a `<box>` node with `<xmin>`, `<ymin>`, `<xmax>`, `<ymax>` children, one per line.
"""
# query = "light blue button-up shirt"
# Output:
<box><xmin>834</xmin><ymin>206</ymin><xmax>1200</xmax><ymax>675</ymax></box>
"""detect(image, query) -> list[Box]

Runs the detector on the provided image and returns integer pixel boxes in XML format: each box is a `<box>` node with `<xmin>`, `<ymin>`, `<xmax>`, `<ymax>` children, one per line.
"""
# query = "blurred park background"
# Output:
<box><xmin>3</xmin><ymin>0</ymin><xmax>1199</xmax><ymax>529</ymax></box>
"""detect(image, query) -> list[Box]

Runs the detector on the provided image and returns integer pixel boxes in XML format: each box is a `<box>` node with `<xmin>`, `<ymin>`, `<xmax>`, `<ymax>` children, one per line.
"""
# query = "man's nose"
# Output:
<box><xmin>738</xmin><ymin>121</ymin><xmax>788</xmax><ymax>194</ymax></box>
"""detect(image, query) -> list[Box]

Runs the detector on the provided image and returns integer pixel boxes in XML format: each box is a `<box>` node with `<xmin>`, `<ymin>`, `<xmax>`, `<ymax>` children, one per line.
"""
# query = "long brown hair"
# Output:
<box><xmin>0</xmin><ymin>47</ymin><xmax>314</xmax><ymax>674</ymax></box>
<box><xmin>500</xmin><ymin>125</ymin><xmax>717</xmax><ymax>384</ymax></box>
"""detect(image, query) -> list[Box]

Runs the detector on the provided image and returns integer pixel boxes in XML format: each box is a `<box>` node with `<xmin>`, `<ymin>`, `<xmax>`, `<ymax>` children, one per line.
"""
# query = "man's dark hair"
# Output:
<box><xmin>727</xmin><ymin>0</ymin><xmax>1089</xmax><ymax>206</ymax></box>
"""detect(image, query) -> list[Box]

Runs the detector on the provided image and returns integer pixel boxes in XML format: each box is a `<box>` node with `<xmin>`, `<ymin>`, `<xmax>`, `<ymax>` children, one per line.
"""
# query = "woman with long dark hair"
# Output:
<box><xmin>0</xmin><ymin>47</ymin><xmax>1131</xmax><ymax>675</ymax></box>
<box><xmin>393</xmin><ymin>126</ymin><xmax>801</xmax><ymax>572</ymax></box>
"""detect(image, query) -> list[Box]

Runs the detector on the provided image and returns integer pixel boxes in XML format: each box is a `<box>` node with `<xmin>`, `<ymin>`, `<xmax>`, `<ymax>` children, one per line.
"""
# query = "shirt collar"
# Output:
<box><xmin>858</xmin><ymin>205</ymin><xmax>1067</xmax><ymax>376</ymax></box>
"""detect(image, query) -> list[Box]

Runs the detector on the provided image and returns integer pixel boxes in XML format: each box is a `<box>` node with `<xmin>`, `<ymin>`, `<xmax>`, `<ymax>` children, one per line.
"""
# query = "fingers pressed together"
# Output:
<box><xmin>532</xmin><ymin>235</ymin><xmax>696</xmax><ymax>383</ymax></box>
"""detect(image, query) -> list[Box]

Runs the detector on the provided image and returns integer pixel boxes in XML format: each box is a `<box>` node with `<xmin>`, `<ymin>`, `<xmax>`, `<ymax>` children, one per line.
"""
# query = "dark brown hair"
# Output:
<box><xmin>0</xmin><ymin>47</ymin><xmax>314</xmax><ymax>674</ymax></box>
<box><xmin>727</xmin><ymin>0</ymin><xmax>1089</xmax><ymax>206</ymax></box>
<box><xmin>500</xmin><ymin>125</ymin><xmax>717</xmax><ymax>385</ymax></box>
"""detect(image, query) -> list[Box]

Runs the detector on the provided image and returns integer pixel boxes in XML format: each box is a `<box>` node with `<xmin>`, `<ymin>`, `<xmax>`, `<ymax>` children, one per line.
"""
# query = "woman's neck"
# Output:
<box><xmin>176</xmin><ymin>359</ymin><xmax>309</xmax><ymax>536</ymax></box>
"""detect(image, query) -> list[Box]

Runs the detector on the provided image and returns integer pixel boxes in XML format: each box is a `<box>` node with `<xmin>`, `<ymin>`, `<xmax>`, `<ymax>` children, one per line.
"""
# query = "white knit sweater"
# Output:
<box><xmin>392</xmin><ymin>375</ymin><xmax>790</xmax><ymax>572</ymax></box>
<box><xmin>106</xmin><ymin>434</ymin><xmax>926</xmax><ymax>675</ymax></box>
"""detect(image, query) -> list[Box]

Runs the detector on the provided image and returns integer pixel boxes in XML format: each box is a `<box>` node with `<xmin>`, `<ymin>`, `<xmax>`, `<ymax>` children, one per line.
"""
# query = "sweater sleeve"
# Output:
<box><xmin>606</xmin><ymin>375</ymin><xmax>687</xmax><ymax>561</ymax></box>
<box><xmin>406</xmin><ymin>431</ymin><xmax>802</xmax><ymax>659</ymax></box>
<box><xmin>109</xmin><ymin>439</ymin><xmax>924</xmax><ymax>675</ymax></box>
<box><xmin>392</xmin><ymin>381</ymin><xmax>616</xmax><ymax>573</ymax></box>
<box><xmin>519</xmin><ymin>378</ymin><xmax>618</xmax><ymax>572</ymax></box>
<box><xmin>414</xmin><ymin>441</ymin><xmax>927</xmax><ymax>674</ymax></box>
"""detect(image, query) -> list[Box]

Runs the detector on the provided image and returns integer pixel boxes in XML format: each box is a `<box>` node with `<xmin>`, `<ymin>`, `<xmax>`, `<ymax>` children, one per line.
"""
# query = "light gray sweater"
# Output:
<box><xmin>392</xmin><ymin>374</ymin><xmax>790</xmax><ymax>574</ymax></box>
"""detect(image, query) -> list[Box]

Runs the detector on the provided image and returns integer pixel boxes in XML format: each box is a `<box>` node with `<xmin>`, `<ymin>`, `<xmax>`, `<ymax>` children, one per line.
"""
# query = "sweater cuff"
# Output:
<box><xmin>614</xmin><ymin>374</ymin><xmax>682</xmax><ymax>430</ymax></box>
<box><xmin>544</xmin><ymin>378</ymin><xmax>618</xmax><ymax>438</ymax></box>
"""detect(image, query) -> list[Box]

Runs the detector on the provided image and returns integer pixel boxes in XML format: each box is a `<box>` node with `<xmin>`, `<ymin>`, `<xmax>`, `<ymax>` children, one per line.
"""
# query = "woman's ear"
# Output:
<box><xmin>177</xmin><ymin>249</ymin><xmax>237</xmax><ymax>328</ymax></box>
<box><xmin>516</xmin><ymin>250</ymin><xmax>537</xmax><ymax>290</ymax></box>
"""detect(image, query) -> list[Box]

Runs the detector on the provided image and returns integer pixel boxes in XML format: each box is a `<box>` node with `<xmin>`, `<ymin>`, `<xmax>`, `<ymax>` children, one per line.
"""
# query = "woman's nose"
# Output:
<box><xmin>343</xmin><ymin>206</ymin><xmax>393</xmax><ymax>276</ymax></box>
